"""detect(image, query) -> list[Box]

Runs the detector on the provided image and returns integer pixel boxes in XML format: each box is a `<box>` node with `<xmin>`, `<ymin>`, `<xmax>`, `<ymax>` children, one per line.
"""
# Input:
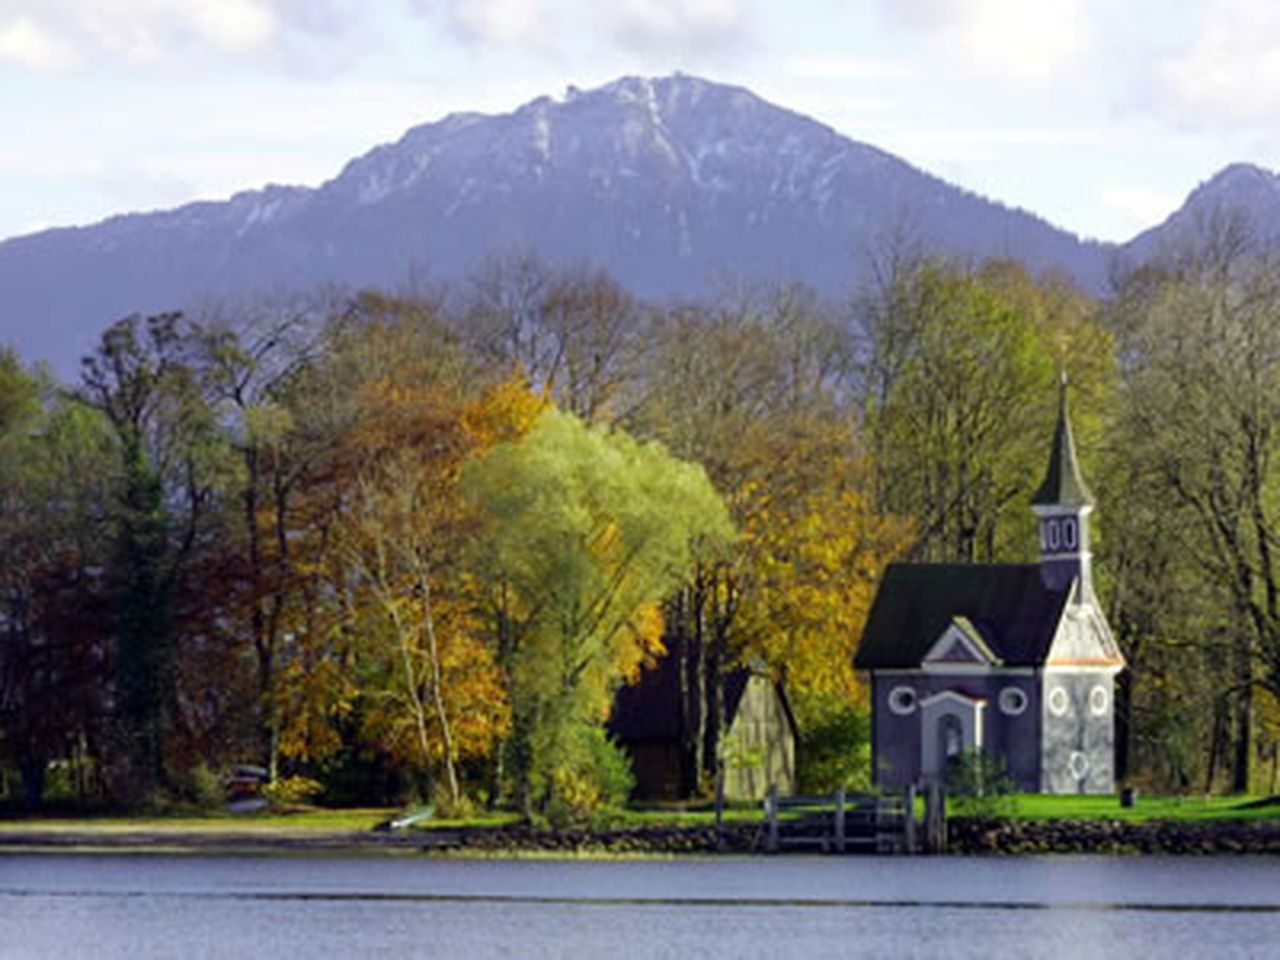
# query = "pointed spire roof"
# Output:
<box><xmin>1032</xmin><ymin>373</ymin><xmax>1093</xmax><ymax>508</ymax></box>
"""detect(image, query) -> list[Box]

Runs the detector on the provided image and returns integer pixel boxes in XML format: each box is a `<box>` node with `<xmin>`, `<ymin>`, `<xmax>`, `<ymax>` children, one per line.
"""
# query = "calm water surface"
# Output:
<box><xmin>1</xmin><ymin>853</ymin><xmax>1277</xmax><ymax>958</ymax></box>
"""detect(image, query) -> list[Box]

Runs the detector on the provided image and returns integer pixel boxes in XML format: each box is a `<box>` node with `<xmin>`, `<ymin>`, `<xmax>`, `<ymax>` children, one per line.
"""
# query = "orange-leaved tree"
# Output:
<box><xmin>334</xmin><ymin>376</ymin><xmax>541</xmax><ymax>809</ymax></box>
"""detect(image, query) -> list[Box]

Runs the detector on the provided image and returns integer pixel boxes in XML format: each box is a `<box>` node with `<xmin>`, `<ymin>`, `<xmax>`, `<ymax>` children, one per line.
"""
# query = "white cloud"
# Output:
<box><xmin>0</xmin><ymin>0</ymin><xmax>759</xmax><ymax>71</ymax></box>
<box><xmin>0</xmin><ymin>15</ymin><xmax>77</xmax><ymax>70</ymax></box>
<box><xmin>1155</xmin><ymin>1</ymin><xmax>1280</xmax><ymax>129</ymax></box>
<box><xmin>784</xmin><ymin>55</ymin><xmax>914</xmax><ymax>81</ymax></box>
<box><xmin>427</xmin><ymin>0</ymin><xmax>755</xmax><ymax>57</ymax></box>
<box><xmin>599</xmin><ymin>0</ymin><xmax>753</xmax><ymax>55</ymax></box>
<box><xmin>435</xmin><ymin>0</ymin><xmax>552</xmax><ymax>49</ymax></box>
<box><xmin>1101</xmin><ymin>184</ymin><xmax>1182</xmax><ymax>233</ymax></box>
<box><xmin>876</xmin><ymin>0</ymin><xmax>1093</xmax><ymax>81</ymax></box>
<box><xmin>0</xmin><ymin>1</ymin><xmax>318</xmax><ymax>69</ymax></box>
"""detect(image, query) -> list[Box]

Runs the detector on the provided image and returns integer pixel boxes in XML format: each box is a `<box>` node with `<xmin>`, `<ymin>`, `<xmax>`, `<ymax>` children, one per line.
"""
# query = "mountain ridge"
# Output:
<box><xmin>0</xmin><ymin>73</ymin><xmax>1265</xmax><ymax>376</ymax></box>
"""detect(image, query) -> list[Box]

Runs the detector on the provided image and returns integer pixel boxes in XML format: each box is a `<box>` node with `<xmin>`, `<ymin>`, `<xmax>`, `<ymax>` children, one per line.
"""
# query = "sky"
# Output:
<box><xmin>2</xmin><ymin>0</ymin><xmax>1278</xmax><ymax>245</ymax></box>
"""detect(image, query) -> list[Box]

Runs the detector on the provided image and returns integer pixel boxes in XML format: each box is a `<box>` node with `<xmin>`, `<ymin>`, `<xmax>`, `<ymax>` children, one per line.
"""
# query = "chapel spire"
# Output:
<box><xmin>1032</xmin><ymin>372</ymin><xmax>1092</xmax><ymax>509</ymax></box>
<box><xmin>1032</xmin><ymin>374</ymin><xmax>1094</xmax><ymax>595</ymax></box>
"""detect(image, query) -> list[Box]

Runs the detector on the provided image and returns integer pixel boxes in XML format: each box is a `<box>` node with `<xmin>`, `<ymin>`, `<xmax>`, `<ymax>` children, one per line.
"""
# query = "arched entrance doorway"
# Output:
<box><xmin>919</xmin><ymin>691</ymin><xmax>985</xmax><ymax>782</ymax></box>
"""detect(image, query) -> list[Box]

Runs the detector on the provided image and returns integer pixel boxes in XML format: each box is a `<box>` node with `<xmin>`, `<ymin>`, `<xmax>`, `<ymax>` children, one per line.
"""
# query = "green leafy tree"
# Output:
<box><xmin>465</xmin><ymin>408</ymin><xmax>734</xmax><ymax>817</ymax></box>
<box><xmin>77</xmin><ymin>314</ymin><xmax>223</xmax><ymax>797</ymax></box>
<box><xmin>858</xmin><ymin>258</ymin><xmax>1113</xmax><ymax>564</ymax></box>
<box><xmin>1107</xmin><ymin>209</ymin><xmax>1280</xmax><ymax>791</ymax></box>
<box><xmin>0</xmin><ymin>351</ymin><xmax>113</xmax><ymax>808</ymax></box>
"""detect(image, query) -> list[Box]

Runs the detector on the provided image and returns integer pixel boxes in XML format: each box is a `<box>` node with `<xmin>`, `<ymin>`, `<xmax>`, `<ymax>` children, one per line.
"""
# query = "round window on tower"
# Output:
<box><xmin>1069</xmin><ymin>751</ymin><xmax>1090</xmax><ymax>780</ymax></box>
<box><xmin>1062</xmin><ymin>517</ymin><xmax>1078</xmax><ymax>549</ymax></box>
<box><xmin>888</xmin><ymin>686</ymin><xmax>918</xmax><ymax>716</ymax></box>
<box><xmin>1089</xmin><ymin>685</ymin><xmax>1109</xmax><ymax>717</ymax></box>
<box><xmin>1049</xmin><ymin>687</ymin><xmax>1070</xmax><ymax>716</ymax></box>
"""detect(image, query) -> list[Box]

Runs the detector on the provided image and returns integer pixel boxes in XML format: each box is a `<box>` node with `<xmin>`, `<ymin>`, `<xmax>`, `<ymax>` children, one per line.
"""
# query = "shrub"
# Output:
<box><xmin>946</xmin><ymin>750</ymin><xmax>1015</xmax><ymax>818</ymax></box>
<box><xmin>540</xmin><ymin>726</ymin><xmax>635</xmax><ymax>826</ymax></box>
<box><xmin>185</xmin><ymin>763</ymin><xmax>227</xmax><ymax>809</ymax></box>
<box><xmin>795</xmin><ymin>696</ymin><xmax>872</xmax><ymax>794</ymax></box>
<box><xmin>265</xmin><ymin>775</ymin><xmax>325</xmax><ymax>806</ymax></box>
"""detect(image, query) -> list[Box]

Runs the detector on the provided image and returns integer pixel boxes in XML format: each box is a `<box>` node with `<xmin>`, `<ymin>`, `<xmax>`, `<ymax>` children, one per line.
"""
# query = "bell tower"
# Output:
<box><xmin>1032</xmin><ymin>375</ymin><xmax>1094</xmax><ymax>596</ymax></box>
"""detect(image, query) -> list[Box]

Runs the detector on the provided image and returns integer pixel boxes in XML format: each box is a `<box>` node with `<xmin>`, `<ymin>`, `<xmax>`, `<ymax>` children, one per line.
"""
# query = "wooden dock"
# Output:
<box><xmin>758</xmin><ymin>783</ymin><xmax>946</xmax><ymax>854</ymax></box>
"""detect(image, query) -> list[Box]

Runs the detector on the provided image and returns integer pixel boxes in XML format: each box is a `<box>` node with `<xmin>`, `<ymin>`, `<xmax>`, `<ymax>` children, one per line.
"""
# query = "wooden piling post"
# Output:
<box><xmin>924</xmin><ymin>781</ymin><xmax>947</xmax><ymax>854</ymax></box>
<box><xmin>834</xmin><ymin>786</ymin><xmax>846</xmax><ymax>853</ymax></box>
<box><xmin>766</xmin><ymin>784</ymin><xmax>779</xmax><ymax>853</ymax></box>
<box><xmin>904</xmin><ymin>784</ymin><xmax>918</xmax><ymax>855</ymax></box>
<box><xmin>714</xmin><ymin>765</ymin><xmax>725</xmax><ymax>852</ymax></box>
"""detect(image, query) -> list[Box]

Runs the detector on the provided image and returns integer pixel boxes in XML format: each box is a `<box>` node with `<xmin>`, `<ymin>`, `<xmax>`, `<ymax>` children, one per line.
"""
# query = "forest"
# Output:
<box><xmin>2</xmin><ymin>208</ymin><xmax>1280</xmax><ymax>817</ymax></box>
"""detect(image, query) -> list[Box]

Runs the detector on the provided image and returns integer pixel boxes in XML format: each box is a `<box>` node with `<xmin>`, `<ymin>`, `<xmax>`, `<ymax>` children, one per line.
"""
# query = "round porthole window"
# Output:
<box><xmin>1089</xmin><ymin>685</ymin><xmax>1109</xmax><ymax>717</ymax></box>
<box><xmin>888</xmin><ymin>686</ymin><xmax>918</xmax><ymax>716</ymax></box>
<box><xmin>999</xmin><ymin>687</ymin><xmax>1028</xmax><ymax>717</ymax></box>
<box><xmin>1049</xmin><ymin>687</ymin><xmax>1070</xmax><ymax>716</ymax></box>
<box><xmin>1069</xmin><ymin>751</ymin><xmax>1090</xmax><ymax>780</ymax></box>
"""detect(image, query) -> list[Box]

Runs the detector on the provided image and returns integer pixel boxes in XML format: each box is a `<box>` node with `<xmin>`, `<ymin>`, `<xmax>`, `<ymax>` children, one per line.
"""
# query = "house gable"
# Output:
<box><xmin>1044</xmin><ymin>599</ymin><xmax>1124</xmax><ymax>668</ymax></box>
<box><xmin>922</xmin><ymin>616</ymin><xmax>1001</xmax><ymax>669</ymax></box>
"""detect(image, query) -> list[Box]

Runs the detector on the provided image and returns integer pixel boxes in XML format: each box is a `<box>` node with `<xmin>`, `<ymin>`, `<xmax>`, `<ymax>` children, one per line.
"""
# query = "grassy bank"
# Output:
<box><xmin>0</xmin><ymin>808</ymin><xmax>396</xmax><ymax>834</ymax></box>
<box><xmin>2</xmin><ymin>794</ymin><xmax>1276</xmax><ymax>833</ymax></box>
<box><xmin>990</xmin><ymin>794</ymin><xmax>1280</xmax><ymax>822</ymax></box>
<box><xmin>2</xmin><ymin>794</ymin><xmax>1276</xmax><ymax>857</ymax></box>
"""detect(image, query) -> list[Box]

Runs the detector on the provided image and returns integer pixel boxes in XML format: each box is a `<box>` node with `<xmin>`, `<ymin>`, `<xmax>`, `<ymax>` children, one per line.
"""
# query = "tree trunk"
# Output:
<box><xmin>487</xmin><ymin>591</ymin><xmax>513</xmax><ymax>809</ymax></box>
<box><xmin>1205</xmin><ymin>700</ymin><xmax>1226</xmax><ymax>794</ymax></box>
<box><xmin>691</xmin><ymin>576</ymin><xmax>708</xmax><ymax>796</ymax></box>
<box><xmin>1115</xmin><ymin>668</ymin><xmax>1133</xmax><ymax>784</ymax></box>
<box><xmin>1231</xmin><ymin>677</ymin><xmax>1253</xmax><ymax>794</ymax></box>
<box><xmin>420</xmin><ymin>576</ymin><xmax>461</xmax><ymax>808</ymax></box>
<box><xmin>19</xmin><ymin>756</ymin><xmax>45</xmax><ymax>812</ymax></box>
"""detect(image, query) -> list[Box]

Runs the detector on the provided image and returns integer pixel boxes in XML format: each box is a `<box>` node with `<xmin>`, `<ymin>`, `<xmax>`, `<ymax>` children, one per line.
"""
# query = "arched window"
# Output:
<box><xmin>940</xmin><ymin>714</ymin><xmax>964</xmax><ymax>761</ymax></box>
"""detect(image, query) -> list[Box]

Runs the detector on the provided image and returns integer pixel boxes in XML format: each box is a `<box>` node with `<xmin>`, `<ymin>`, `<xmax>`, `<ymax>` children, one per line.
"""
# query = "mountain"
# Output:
<box><xmin>2</xmin><ymin>74</ymin><xmax>1114</xmax><ymax>375</ymax></box>
<box><xmin>1122</xmin><ymin>163</ymin><xmax>1280</xmax><ymax>264</ymax></box>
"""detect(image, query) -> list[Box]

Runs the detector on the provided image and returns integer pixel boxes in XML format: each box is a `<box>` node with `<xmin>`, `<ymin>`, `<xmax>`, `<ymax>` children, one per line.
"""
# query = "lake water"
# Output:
<box><xmin>1</xmin><ymin>853</ymin><xmax>1277</xmax><ymax>958</ymax></box>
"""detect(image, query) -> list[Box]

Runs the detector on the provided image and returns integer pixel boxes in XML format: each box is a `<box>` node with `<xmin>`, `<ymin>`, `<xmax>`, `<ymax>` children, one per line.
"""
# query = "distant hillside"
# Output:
<box><xmin>0</xmin><ymin>73</ymin><xmax>1126</xmax><ymax>375</ymax></box>
<box><xmin>1122</xmin><ymin>163</ymin><xmax>1280</xmax><ymax>265</ymax></box>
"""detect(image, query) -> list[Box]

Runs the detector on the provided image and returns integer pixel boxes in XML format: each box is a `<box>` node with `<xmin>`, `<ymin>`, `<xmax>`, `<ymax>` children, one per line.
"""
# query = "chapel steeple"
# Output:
<box><xmin>1032</xmin><ymin>375</ymin><xmax>1094</xmax><ymax>595</ymax></box>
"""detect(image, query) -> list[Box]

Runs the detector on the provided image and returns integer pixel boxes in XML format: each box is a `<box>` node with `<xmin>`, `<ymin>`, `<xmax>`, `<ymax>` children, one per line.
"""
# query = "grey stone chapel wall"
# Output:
<box><xmin>1040</xmin><ymin>670</ymin><xmax>1115</xmax><ymax>794</ymax></box>
<box><xmin>872</xmin><ymin>675</ymin><xmax>921</xmax><ymax>789</ymax></box>
<box><xmin>872</xmin><ymin>673</ymin><xmax>1044</xmax><ymax>791</ymax></box>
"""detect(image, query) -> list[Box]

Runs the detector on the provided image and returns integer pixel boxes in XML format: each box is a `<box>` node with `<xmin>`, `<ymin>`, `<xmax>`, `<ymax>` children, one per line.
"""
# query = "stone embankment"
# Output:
<box><xmin>947</xmin><ymin>817</ymin><xmax>1280</xmax><ymax>855</ymax></box>
<box><xmin>416</xmin><ymin>822</ymin><xmax>761</xmax><ymax>855</ymax></box>
<box><xmin>4</xmin><ymin>818</ymin><xmax>1278</xmax><ymax>855</ymax></box>
<box><xmin>0</xmin><ymin>822</ymin><xmax>762</xmax><ymax>856</ymax></box>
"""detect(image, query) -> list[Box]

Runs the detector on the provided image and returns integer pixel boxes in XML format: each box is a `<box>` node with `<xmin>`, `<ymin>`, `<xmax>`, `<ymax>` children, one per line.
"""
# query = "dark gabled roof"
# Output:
<box><xmin>1032</xmin><ymin>377</ymin><xmax>1093</xmax><ymax>507</ymax></box>
<box><xmin>609</xmin><ymin>653</ymin><xmax>796</xmax><ymax>743</ymax></box>
<box><xmin>609</xmin><ymin>650</ymin><xmax>684</xmax><ymax>742</ymax></box>
<box><xmin>854</xmin><ymin>563</ymin><xmax>1072</xmax><ymax>669</ymax></box>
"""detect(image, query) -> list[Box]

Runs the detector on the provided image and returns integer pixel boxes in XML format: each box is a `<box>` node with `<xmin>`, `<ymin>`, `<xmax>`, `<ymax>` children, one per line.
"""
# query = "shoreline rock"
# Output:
<box><xmin>2</xmin><ymin>818</ymin><xmax>1277</xmax><ymax>856</ymax></box>
<box><xmin>947</xmin><ymin>817</ymin><xmax>1280</xmax><ymax>855</ymax></box>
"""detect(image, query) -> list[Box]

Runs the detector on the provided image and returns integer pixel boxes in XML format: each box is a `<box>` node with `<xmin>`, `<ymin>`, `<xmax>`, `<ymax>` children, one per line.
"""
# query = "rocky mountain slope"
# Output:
<box><xmin>0</xmin><ymin>74</ymin><xmax>1259</xmax><ymax>375</ymax></box>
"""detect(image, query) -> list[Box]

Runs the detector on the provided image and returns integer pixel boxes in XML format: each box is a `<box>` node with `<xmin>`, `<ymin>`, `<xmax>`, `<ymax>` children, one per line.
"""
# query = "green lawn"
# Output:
<box><xmin>0</xmin><ymin>807</ymin><xmax>395</xmax><ymax>833</ymax></box>
<box><xmin>998</xmin><ymin>793</ymin><xmax>1280</xmax><ymax>822</ymax></box>
<box><xmin>3</xmin><ymin>794</ymin><xmax>1276</xmax><ymax>835</ymax></box>
<box><xmin>598</xmin><ymin>807</ymin><xmax>761</xmax><ymax>827</ymax></box>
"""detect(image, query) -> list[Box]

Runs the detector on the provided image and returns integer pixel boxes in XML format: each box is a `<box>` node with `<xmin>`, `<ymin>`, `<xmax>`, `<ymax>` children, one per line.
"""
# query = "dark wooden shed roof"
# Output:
<box><xmin>609</xmin><ymin>654</ymin><xmax>796</xmax><ymax>744</ymax></box>
<box><xmin>854</xmin><ymin>562</ymin><xmax>1071</xmax><ymax>669</ymax></box>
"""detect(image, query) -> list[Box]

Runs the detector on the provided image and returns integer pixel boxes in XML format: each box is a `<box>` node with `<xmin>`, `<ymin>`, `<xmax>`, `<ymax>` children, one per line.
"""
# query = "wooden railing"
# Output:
<box><xmin>759</xmin><ymin>783</ymin><xmax>947</xmax><ymax>854</ymax></box>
